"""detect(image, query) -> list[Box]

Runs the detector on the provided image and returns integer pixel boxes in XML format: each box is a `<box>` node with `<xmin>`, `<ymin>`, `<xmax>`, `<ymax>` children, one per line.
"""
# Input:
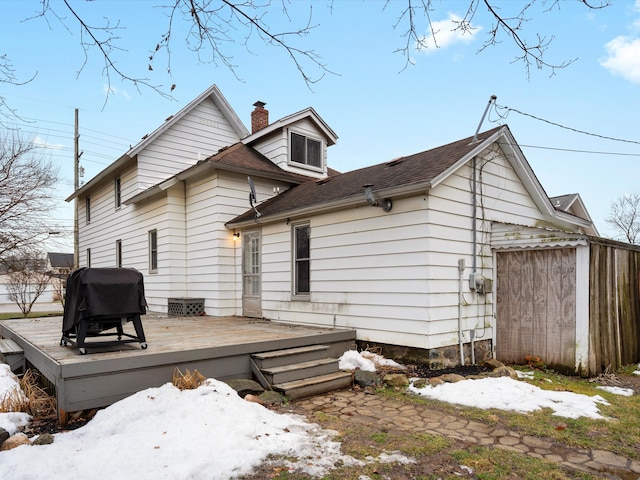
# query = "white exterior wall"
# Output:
<box><xmin>79</xmin><ymin>157</ymin><xmax>181</xmax><ymax>311</ymax></box>
<box><xmin>182</xmin><ymin>171</ymin><xmax>291</xmax><ymax>316</ymax></box>
<box><xmin>134</xmin><ymin>99</ymin><xmax>243</xmax><ymax>195</ymax></box>
<box><xmin>257</xmin><ymin>145</ymin><xmax>560</xmax><ymax>350</ymax></box>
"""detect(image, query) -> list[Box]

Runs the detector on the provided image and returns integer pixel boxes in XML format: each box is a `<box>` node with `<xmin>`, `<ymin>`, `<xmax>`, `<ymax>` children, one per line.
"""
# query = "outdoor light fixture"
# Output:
<box><xmin>363</xmin><ymin>184</ymin><xmax>392</xmax><ymax>212</ymax></box>
<box><xmin>233</xmin><ymin>232</ymin><xmax>241</xmax><ymax>240</ymax></box>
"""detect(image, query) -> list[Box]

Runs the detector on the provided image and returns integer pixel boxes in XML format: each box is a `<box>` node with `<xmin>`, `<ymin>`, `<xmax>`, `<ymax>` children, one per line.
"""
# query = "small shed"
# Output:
<box><xmin>492</xmin><ymin>223</ymin><xmax>640</xmax><ymax>376</ymax></box>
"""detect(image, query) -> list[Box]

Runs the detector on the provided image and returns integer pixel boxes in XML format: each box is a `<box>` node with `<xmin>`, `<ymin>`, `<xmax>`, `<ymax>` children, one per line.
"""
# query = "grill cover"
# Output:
<box><xmin>62</xmin><ymin>267</ymin><xmax>147</xmax><ymax>334</ymax></box>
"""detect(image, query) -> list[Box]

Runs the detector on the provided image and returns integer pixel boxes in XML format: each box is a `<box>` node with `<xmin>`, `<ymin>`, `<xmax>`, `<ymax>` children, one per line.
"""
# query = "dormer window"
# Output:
<box><xmin>290</xmin><ymin>131</ymin><xmax>322</xmax><ymax>169</ymax></box>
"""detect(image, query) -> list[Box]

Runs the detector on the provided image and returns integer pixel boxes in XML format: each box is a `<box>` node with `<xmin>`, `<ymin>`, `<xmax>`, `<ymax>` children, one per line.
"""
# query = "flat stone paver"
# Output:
<box><xmin>289</xmin><ymin>389</ymin><xmax>640</xmax><ymax>479</ymax></box>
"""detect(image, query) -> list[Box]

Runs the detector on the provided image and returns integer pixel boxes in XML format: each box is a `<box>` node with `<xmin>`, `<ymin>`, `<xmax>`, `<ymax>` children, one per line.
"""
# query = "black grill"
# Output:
<box><xmin>61</xmin><ymin>267</ymin><xmax>148</xmax><ymax>354</ymax></box>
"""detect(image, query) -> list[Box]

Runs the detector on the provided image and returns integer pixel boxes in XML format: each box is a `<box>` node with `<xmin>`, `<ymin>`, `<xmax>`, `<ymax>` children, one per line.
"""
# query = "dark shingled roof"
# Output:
<box><xmin>48</xmin><ymin>252</ymin><xmax>74</xmax><ymax>268</ymax></box>
<box><xmin>227</xmin><ymin>126</ymin><xmax>504</xmax><ymax>225</ymax></box>
<box><xmin>204</xmin><ymin>142</ymin><xmax>312</xmax><ymax>184</ymax></box>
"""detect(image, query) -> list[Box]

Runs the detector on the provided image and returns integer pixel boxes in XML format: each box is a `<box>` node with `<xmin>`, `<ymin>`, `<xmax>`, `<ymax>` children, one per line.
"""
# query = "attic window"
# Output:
<box><xmin>290</xmin><ymin>132</ymin><xmax>322</xmax><ymax>170</ymax></box>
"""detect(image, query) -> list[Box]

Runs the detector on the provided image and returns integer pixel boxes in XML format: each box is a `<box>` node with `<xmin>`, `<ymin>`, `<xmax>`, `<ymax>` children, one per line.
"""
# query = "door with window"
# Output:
<box><xmin>242</xmin><ymin>230</ymin><xmax>262</xmax><ymax>317</ymax></box>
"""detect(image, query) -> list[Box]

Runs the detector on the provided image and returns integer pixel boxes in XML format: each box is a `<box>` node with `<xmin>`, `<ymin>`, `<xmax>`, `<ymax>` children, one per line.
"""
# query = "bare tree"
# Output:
<box><xmin>0</xmin><ymin>131</ymin><xmax>59</xmax><ymax>258</ymax></box>
<box><xmin>1</xmin><ymin>0</ymin><xmax>608</xmax><ymax>108</ymax></box>
<box><xmin>606</xmin><ymin>193</ymin><xmax>640</xmax><ymax>245</ymax></box>
<box><xmin>2</xmin><ymin>252</ymin><xmax>52</xmax><ymax>317</ymax></box>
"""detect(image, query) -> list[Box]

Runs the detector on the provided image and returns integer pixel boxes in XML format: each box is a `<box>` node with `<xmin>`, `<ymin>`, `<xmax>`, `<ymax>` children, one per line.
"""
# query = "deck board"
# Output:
<box><xmin>0</xmin><ymin>314</ymin><xmax>356</xmax><ymax>422</ymax></box>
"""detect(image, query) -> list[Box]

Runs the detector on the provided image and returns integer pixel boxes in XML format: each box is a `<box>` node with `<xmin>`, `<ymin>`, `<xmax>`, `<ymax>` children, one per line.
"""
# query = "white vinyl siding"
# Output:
<box><xmin>133</xmin><ymin>100</ymin><xmax>243</xmax><ymax>195</ymax></box>
<box><xmin>258</xmin><ymin>144</ymin><xmax>558</xmax><ymax>350</ymax></box>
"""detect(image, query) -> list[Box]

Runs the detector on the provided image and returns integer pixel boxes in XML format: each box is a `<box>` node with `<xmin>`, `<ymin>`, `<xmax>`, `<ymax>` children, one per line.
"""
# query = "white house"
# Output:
<box><xmin>68</xmin><ymin>84</ymin><xmax>639</xmax><ymax>376</ymax></box>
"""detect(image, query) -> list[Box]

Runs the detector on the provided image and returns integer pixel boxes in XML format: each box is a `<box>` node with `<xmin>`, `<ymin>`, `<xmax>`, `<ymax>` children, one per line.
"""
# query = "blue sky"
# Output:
<box><xmin>2</xmin><ymin>0</ymin><xmax>640</xmax><ymax>252</ymax></box>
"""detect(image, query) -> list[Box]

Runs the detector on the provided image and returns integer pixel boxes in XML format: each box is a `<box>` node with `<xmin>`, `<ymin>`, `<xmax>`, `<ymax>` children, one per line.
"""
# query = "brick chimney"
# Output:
<box><xmin>251</xmin><ymin>101</ymin><xmax>269</xmax><ymax>133</ymax></box>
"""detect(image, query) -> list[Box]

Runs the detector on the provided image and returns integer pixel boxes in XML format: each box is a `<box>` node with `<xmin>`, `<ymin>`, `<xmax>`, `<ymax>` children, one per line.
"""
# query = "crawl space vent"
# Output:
<box><xmin>168</xmin><ymin>298</ymin><xmax>205</xmax><ymax>316</ymax></box>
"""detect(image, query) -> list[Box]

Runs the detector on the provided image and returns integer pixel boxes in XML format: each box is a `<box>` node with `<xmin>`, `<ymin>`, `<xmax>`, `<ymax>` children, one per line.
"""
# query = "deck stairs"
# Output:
<box><xmin>250</xmin><ymin>344</ymin><xmax>352</xmax><ymax>400</ymax></box>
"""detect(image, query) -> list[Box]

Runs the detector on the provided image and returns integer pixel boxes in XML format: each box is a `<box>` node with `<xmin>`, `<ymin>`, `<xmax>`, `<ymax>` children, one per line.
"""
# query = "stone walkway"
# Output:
<box><xmin>291</xmin><ymin>389</ymin><xmax>640</xmax><ymax>480</ymax></box>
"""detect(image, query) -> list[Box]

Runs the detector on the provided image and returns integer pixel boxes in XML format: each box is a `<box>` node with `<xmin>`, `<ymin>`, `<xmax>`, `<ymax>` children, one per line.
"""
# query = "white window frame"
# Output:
<box><xmin>114</xmin><ymin>177</ymin><xmax>121</xmax><ymax>209</ymax></box>
<box><xmin>149</xmin><ymin>229</ymin><xmax>158</xmax><ymax>273</ymax></box>
<box><xmin>292</xmin><ymin>223</ymin><xmax>310</xmax><ymax>299</ymax></box>
<box><xmin>85</xmin><ymin>196</ymin><xmax>91</xmax><ymax>224</ymax></box>
<box><xmin>116</xmin><ymin>239</ymin><xmax>122</xmax><ymax>268</ymax></box>
<box><xmin>289</xmin><ymin>130</ymin><xmax>323</xmax><ymax>172</ymax></box>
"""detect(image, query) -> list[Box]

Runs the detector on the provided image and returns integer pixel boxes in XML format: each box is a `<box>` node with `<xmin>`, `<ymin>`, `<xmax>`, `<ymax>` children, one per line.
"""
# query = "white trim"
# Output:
<box><xmin>574</xmin><ymin>244</ymin><xmax>590</xmax><ymax>373</ymax></box>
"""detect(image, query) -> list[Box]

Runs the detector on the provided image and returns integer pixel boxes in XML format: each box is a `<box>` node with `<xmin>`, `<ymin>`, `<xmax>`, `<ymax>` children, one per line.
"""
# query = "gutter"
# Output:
<box><xmin>226</xmin><ymin>182</ymin><xmax>432</xmax><ymax>229</ymax></box>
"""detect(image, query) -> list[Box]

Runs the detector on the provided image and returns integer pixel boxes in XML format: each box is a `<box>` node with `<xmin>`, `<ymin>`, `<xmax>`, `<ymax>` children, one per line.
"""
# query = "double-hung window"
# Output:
<box><xmin>149</xmin><ymin>229</ymin><xmax>158</xmax><ymax>273</ymax></box>
<box><xmin>290</xmin><ymin>132</ymin><xmax>322</xmax><ymax>169</ymax></box>
<box><xmin>116</xmin><ymin>239</ymin><xmax>122</xmax><ymax>268</ymax></box>
<box><xmin>114</xmin><ymin>177</ymin><xmax>121</xmax><ymax>209</ymax></box>
<box><xmin>293</xmin><ymin>224</ymin><xmax>310</xmax><ymax>297</ymax></box>
<box><xmin>85</xmin><ymin>197</ymin><xmax>91</xmax><ymax>224</ymax></box>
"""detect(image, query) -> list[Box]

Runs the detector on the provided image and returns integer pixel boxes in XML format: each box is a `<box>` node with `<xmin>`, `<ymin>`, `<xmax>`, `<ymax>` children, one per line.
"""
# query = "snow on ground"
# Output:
<box><xmin>0</xmin><ymin>351</ymin><xmax>633</xmax><ymax>479</ymax></box>
<box><xmin>596</xmin><ymin>385</ymin><xmax>634</xmax><ymax>396</ymax></box>
<box><xmin>338</xmin><ymin>350</ymin><xmax>404</xmax><ymax>372</ymax></box>
<box><xmin>409</xmin><ymin>376</ymin><xmax>611</xmax><ymax>419</ymax></box>
<box><xmin>0</xmin><ymin>378</ymin><xmax>363</xmax><ymax>480</ymax></box>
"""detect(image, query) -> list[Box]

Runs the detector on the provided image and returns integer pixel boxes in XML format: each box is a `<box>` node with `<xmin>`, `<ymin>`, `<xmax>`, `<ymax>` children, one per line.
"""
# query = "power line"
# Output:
<box><xmin>517</xmin><ymin>143</ymin><xmax>640</xmax><ymax>157</ymax></box>
<box><xmin>493</xmin><ymin>103</ymin><xmax>640</xmax><ymax>146</ymax></box>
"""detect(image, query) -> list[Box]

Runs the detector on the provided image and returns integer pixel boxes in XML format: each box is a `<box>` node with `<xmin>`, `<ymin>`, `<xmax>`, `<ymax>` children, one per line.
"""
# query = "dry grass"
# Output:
<box><xmin>172</xmin><ymin>367</ymin><xmax>206</xmax><ymax>390</ymax></box>
<box><xmin>0</xmin><ymin>369</ymin><xmax>56</xmax><ymax>417</ymax></box>
<box><xmin>20</xmin><ymin>369</ymin><xmax>56</xmax><ymax>417</ymax></box>
<box><xmin>0</xmin><ymin>385</ymin><xmax>28</xmax><ymax>413</ymax></box>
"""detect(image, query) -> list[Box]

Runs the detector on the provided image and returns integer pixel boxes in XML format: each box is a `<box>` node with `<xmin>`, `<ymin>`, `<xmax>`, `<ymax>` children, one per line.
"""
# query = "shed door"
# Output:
<box><xmin>242</xmin><ymin>230</ymin><xmax>262</xmax><ymax>318</ymax></box>
<box><xmin>496</xmin><ymin>248</ymin><xmax>576</xmax><ymax>368</ymax></box>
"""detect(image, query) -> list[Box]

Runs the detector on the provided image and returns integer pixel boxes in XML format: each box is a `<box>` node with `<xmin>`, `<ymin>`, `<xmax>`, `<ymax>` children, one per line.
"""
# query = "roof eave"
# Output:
<box><xmin>66</xmin><ymin>84</ymin><xmax>249</xmax><ymax>202</ymax></box>
<box><xmin>242</xmin><ymin>108</ymin><xmax>338</xmax><ymax>146</ymax></box>
<box><xmin>65</xmin><ymin>153</ymin><xmax>132</xmax><ymax>202</ymax></box>
<box><xmin>226</xmin><ymin>181</ymin><xmax>432</xmax><ymax>229</ymax></box>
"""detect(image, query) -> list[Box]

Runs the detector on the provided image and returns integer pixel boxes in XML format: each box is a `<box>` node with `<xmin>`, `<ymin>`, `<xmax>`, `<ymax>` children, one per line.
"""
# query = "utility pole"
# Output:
<box><xmin>74</xmin><ymin>108</ymin><xmax>79</xmax><ymax>269</ymax></box>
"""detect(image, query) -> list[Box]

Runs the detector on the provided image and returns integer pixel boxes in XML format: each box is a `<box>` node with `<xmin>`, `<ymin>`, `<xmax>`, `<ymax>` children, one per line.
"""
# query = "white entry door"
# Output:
<box><xmin>242</xmin><ymin>230</ymin><xmax>262</xmax><ymax>317</ymax></box>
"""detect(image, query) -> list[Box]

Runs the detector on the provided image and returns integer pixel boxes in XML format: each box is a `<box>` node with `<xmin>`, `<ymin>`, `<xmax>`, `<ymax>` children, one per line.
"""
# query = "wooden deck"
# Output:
<box><xmin>0</xmin><ymin>314</ymin><xmax>356</xmax><ymax>422</ymax></box>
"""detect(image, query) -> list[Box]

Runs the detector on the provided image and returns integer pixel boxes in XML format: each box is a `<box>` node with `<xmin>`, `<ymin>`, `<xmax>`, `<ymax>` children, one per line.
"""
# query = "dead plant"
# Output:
<box><xmin>0</xmin><ymin>387</ymin><xmax>28</xmax><ymax>413</ymax></box>
<box><xmin>172</xmin><ymin>367</ymin><xmax>206</xmax><ymax>390</ymax></box>
<box><xmin>19</xmin><ymin>369</ymin><xmax>56</xmax><ymax>417</ymax></box>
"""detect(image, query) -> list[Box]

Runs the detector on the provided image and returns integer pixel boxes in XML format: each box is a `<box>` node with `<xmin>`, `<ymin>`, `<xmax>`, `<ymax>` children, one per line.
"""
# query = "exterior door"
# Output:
<box><xmin>242</xmin><ymin>230</ymin><xmax>262</xmax><ymax>317</ymax></box>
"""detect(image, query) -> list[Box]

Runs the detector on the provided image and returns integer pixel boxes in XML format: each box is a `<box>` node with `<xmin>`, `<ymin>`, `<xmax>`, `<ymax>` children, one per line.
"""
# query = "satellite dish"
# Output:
<box><xmin>247</xmin><ymin>176</ymin><xmax>261</xmax><ymax>217</ymax></box>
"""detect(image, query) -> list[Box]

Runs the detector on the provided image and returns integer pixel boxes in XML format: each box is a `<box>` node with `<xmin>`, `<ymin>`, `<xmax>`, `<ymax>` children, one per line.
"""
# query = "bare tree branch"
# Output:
<box><xmin>0</xmin><ymin>0</ymin><xmax>613</xmax><ymax>114</ymax></box>
<box><xmin>0</xmin><ymin>131</ymin><xmax>59</xmax><ymax>258</ymax></box>
<box><xmin>2</xmin><ymin>252</ymin><xmax>52</xmax><ymax>317</ymax></box>
<box><xmin>390</xmin><ymin>0</ymin><xmax>611</xmax><ymax>78</ymax></box>
<box><xmin>606</xmin><ymin>193</ymin><xmax>640</xmax><ymax>245</ymax></box>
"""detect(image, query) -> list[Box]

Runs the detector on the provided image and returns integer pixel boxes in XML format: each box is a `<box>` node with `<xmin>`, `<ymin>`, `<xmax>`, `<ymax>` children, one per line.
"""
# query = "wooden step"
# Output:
<box><xmin>0</xmin><ymin>338</ymin><xmax>25</xmax><ymax>373</ymax></box>
<box><xmin>262</xmin><ymin>357</ymin><xmax>339</xmax><ymax>385</ymax></box>
<box><xmin>273</xmin><ymin>371</ymin><xmax>353</xmax><ymax>400</ymax></box>
<box><xmin>252</xmin><ymin>344</ymin><xmax>330</xmax><ymax>369</ymax></box>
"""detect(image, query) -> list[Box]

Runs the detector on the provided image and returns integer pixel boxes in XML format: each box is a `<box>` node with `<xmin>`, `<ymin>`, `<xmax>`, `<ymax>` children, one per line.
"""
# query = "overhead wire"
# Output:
<box><xmin>492</xmin><ymin>102</ymin><xmax>640</xmax><ymax>147</ymax></box>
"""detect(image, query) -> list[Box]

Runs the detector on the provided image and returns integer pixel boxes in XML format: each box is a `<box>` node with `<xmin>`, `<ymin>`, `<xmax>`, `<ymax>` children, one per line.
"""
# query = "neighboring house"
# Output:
<box><xmin>0</xmin><ymin>253</ymin><xmax>72</xmax><ymax>307</ymax></box>
<box><xmin>67</xmin><ymin>84</ymin><xmax>639</xmax><ymax>376</ymax></box>
<box><xmin>47</xmin><ymin>252</ymin><xmax>74</xmax><ymax>302</ymax></box>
